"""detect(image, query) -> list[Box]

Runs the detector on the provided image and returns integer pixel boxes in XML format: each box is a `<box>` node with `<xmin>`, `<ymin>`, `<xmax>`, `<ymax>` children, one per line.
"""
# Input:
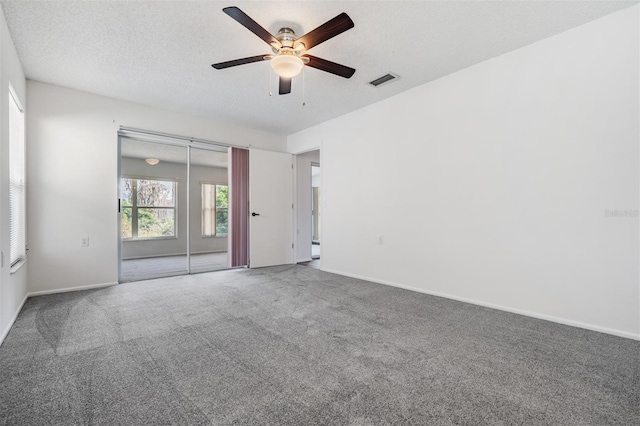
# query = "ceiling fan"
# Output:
<box><xmin>212</xmin><ymin>7</ymin><xmax>356</xmax><ymax>95</ymax></box>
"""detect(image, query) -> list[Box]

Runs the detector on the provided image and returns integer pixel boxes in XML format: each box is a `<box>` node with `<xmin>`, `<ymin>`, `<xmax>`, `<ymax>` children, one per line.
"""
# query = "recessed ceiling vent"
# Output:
<box><xmin>369</xmin><ymin>73</ymin><xmax>398</xmax><ymax>87</ymax></box>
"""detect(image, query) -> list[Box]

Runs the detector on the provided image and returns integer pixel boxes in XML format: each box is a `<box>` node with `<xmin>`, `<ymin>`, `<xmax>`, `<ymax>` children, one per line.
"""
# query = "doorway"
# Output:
<box><xmin>118</xmin><ymin>136</ymin><xmax>230</xmax><ymax>282</ymax></box>
<box><xmin>295</xmin><ymin>149</ymin><xmax>320</xmax><ymax>267</ymax></box>
<box><xmin>311</xmin><ymin>163</ymin><xmax>320</xmax><ymax>260</ymax></box>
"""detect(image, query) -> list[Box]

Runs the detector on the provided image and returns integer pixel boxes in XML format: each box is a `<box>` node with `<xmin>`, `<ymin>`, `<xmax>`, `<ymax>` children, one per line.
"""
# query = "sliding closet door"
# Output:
<box><xmin>189</xmin><ymin>147</ymin><xmax>229</xmax><ymax>273</ymax></box>
<box><xmin>119</xmin><ymin>138</ymin><xmax>188</xmax><ymax>281</ymax></box>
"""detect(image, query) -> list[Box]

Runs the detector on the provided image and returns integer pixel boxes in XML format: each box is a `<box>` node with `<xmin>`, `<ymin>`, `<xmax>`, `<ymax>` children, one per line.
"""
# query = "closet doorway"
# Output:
<box><xmin>118</xmin><ymin>135</ymin><xmax>231</xmax><ymax>282</ymax></box>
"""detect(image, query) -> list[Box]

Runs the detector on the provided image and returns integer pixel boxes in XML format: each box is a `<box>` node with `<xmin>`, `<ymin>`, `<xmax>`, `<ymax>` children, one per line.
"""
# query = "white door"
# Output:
<box><xmin>249</xmin><ymin>149</ymin><xmax>293</xmax><ymax>268</ymax></box>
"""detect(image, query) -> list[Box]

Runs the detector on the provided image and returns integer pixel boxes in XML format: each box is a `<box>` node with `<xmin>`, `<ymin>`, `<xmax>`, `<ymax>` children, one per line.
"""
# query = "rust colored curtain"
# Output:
<box><xmin>229</xmin><ymin>147</ymin><xmax>249</xmax><ymax>267</ymax></box>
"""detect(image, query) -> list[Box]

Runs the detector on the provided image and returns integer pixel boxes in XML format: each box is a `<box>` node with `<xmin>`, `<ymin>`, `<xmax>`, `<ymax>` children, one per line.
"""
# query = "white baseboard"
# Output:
<box><xmin>28</xmin><ymin>281</ymin><xmax>118</xmax><ymax>297</ymax></box>
<box><xmin>297</xmin><ymin>258</ymin><xmax>313</xmax><ymax>263</ymax></box>
<box><xmin>0</xmin><ymin>293</ymin><xmax>28</xmax><ymax>347</ymax></box>
<box><xmin>322</xmin><ymin>268</ymin><xmax>640</xmax><ymax>341</ymax></box>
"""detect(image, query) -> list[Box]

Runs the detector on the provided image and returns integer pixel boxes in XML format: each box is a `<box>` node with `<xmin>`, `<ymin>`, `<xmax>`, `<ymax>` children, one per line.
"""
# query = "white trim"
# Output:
<box><xmin>8</xmin><ymin>82</ymin><xmax>24</xmax><ymax>112</ymax></box>
<box><xmin>297</xmin><ymin>257</ymin><xmax>313</xmax><ymax>263</ymax></box>
<box><xmin>28</xmin><ymin>281</ymin><xmax>118</xmax><ymax>297</ymax></box>
<box><xmin>0</xmin><ymin>294</ymin><xmax>28</xmax><ymax>347</ymax></box>
<box><xmin>321</xmin><ymin>268</ymin><xmax>640</xmax><ymax>341</ymax></box>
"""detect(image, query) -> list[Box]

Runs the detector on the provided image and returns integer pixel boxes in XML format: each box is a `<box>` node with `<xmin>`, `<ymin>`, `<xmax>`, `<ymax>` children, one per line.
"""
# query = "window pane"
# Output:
<box><xmin>137</xmin><ymin>180</ymin><xmax>175</xmax><ymax>207</ymax></box>
<box><xmin>138</xmin><ymin>208</ymin><xmax>175</xmax><ymax>238</ymax></box>
<box><xmin>121</xmin><ymin>207</ymin><xmax>132</xmax><ymax>239</ymax></box>
<box><xmin>216</xmin><ymin>209</ymin><xmax>228</xmax><ymax>235</ymax></box>
<box><xmin>120</xmin><ymin>178</ymin><xmax>133</xmax><ymax>205</ymax></box>
<box><xmin>216</xmin><ymin>185</ymin><xmax>228</xmax><ymax>208</ymax></box>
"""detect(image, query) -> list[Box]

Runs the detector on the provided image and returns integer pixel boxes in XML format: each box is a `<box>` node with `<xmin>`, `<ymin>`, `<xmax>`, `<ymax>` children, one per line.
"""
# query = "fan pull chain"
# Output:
<box><xmin>268</xmin><ymin>65</ymin><xmax>273</xmax><ymax>96</ymax></box>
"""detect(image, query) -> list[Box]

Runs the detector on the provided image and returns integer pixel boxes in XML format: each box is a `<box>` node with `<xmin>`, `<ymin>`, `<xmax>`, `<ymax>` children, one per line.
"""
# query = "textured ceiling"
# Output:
<box><xmin>2</xmin><ymin>1</ymin><xmax>637</xmax><ymax>136</ymax></box>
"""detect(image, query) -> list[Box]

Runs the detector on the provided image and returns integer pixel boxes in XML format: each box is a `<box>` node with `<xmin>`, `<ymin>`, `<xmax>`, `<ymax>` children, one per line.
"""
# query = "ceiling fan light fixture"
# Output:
<box><xmin>145</xmin><ymin>158</ymin><xmax>160</xmax><ymax>165</ymax></box>
<box><xmin>271</xmin><ymin>54</ymin><xmax>304</xmax><ymax>78</ymax></box>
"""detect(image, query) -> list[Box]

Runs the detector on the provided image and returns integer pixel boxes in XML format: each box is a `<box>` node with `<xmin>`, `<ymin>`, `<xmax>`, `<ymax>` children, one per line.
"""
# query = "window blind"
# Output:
<box><xmin>202</xmin><ymin>183</ymin><xmax>215</xmax><ymax>237</ymax></box>
<box><xmin>9</xmin><ymin>90</ymin><xmax>25</xmax><ymax>266</ymax></box>
<box><xmin>229</xmin><ymin>148</ymin><xmax>249</xmax><ymax>267</ymax></box>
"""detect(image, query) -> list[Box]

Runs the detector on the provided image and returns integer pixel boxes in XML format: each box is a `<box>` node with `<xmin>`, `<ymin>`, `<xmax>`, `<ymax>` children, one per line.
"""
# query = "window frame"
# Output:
<box><xmin>121</xmin><ymin>176</ymin><xmax>178</xmax><ymax>241</ymax></box>
<box><xmin>201</xmin><ymin>182</ymin><xmax>228</xmax><ymax>238</ymax></box>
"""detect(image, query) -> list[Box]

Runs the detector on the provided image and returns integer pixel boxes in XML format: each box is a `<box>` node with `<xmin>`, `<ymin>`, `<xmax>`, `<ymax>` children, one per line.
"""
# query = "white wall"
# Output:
<box><xmin>27</xmin><ymin>81</ymin><xmax>285</xmax><ymax>294</ymax></box>
<box><xmin>288</xmin><ymin>6</ymin><xmax>640</xmax><ymax>339</ymax></box>
<box><xmin>295</xmin><ymin>150</ymin><xmax>320</xmax><ymax>262</ymax></box>
<box><xmin>0</xmin><ymin>7</ymin><xmax>26</xmax><ymax>344</ymax></box>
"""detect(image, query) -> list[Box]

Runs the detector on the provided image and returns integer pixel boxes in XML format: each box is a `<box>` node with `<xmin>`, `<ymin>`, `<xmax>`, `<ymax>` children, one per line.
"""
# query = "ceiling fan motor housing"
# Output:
<box><xmin>272</xmin><ymin>28</ymin><xmax>305</xmax><ymax>54</ymax></box>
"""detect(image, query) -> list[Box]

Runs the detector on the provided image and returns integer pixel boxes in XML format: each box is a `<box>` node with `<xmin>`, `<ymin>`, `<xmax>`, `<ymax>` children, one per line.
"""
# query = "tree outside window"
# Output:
<box><xmin>121</xmin><ymin>178</ymin><xmax>176</xmax><ymax>239</ymax></box>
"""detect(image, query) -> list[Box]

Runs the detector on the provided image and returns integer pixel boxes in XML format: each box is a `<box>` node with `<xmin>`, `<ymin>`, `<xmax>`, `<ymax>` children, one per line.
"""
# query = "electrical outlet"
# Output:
<box><xmin>81</xmin><ymin>236</ymin><xmax>89</xmax><ymax>247</ymax></box>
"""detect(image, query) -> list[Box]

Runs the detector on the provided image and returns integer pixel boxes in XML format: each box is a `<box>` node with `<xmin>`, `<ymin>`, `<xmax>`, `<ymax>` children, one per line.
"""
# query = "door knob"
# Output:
<box><xmin>251</xmin><ymin>212</ymin><xmax>260</xmax><ymax>217</ymax></box>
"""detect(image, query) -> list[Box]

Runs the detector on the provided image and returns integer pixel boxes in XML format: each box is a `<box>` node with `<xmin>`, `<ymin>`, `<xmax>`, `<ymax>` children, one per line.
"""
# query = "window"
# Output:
<box><xmin>202</xmin><ymin>183</ymin><xmax>228</xmax><ymax>237</ymax></box>
<box><xmin>9</xmin><ymin>88</ymin><xmax>25</xmax><ymax>268</ymax></box>
<box><xmin>121</xmin><ymin>178</ymin><xmax>176</xmax><ymax>239</ymax></box>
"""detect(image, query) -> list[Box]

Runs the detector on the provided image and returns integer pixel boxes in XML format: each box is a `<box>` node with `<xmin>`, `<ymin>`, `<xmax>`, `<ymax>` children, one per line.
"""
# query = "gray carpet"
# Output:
<box><xmin>1</xmin><ymin>265</ymin><xmax>638</xmax><ymax>425</ymax></box>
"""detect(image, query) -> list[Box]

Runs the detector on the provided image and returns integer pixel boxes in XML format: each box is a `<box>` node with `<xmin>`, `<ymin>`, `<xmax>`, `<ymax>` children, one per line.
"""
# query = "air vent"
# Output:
<box><xmin>369</xmin><ymin>73</ymin><xmax>398</xmax><ymax>87</ymax></box>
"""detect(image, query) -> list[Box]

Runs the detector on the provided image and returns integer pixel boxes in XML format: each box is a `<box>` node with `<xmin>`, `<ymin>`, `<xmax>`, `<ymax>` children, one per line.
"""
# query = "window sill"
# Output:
<box><xmin>202</xmin><ymin>235</ymin><xmax>228</xmax><ymax>238</ymax></box>
<box><xmin>10</xmin><ymin>258</ymin><xmax>26</xmax><ymax>274</ymax></box>
<box><xmin>123</xmin><ymin>236</ymin><xmax>178</xmax><ymax>242</ymax></box>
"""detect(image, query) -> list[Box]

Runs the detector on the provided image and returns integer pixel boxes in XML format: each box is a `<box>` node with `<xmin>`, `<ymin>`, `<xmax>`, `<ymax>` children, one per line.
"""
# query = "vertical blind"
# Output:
<box><xmin>229</xmin><ymin>147</ymin><xmax>249</xmax><ymax>267</ymax></box>
<box><xmin>9</xmin><ymin>90</ymin><xmax>25</xmax><ymax>266</ymax></box>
